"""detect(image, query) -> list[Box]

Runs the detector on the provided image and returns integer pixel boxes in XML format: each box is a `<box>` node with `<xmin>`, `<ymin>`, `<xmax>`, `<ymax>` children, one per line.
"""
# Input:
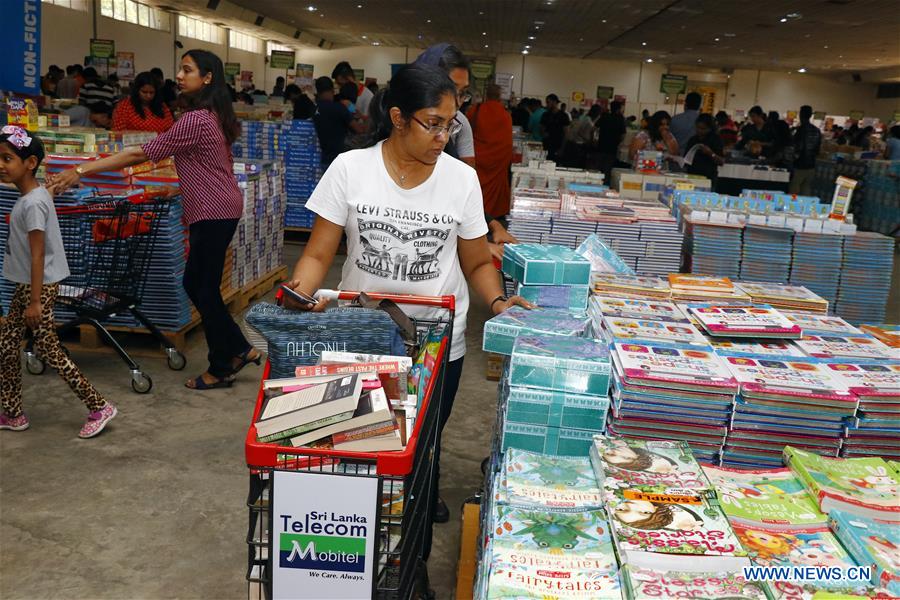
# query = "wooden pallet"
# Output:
<box><xmin>69</xmin><ymin>265</ymin><xmax>288</xmax><ymax>353</ymax></box>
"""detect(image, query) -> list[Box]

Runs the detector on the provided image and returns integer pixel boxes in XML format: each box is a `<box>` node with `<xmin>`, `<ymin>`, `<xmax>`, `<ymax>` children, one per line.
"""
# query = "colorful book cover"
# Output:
<box><xmin>486</xmin><ymin>564</ymin><xmax>622</xmax><ymax>599</ymax></box>
<box><xmin>613</xmin><ymin>342</ymin><xmax>738</xmax><ymax>392</ymax></box>
<box><xmin>829</xmin><ymin>509</ymin><xmax>900</xmax><ymax>595</ymax></box>
<box><xmin>590</xmin><ymin>296</ymin><xmax>688</xmax><ymax>322</ymax></box>
<box><xmin>702</xmin><ymin>466</ymin><xmax>827</xmax><ymax>528</ymax></box>
<box><xmin>591</xmin><ymin>436</ymin><xmax>715</xmax><ymax>496</ymax></box>
<box><xmin>784</xmin><ymin>446</ymin><xmax>900</xmax><ymax>520</ymax></box>
<box><xmin>733</xmin><ymin>523</ymin><xmax>866</xmax><ymax>592</ymax></box>
<box><xmin>669</xmin><ymin>273</ymin><xmax>735</xmax><ymax>292</ymax></box>
<box><xmin>860</xmin><ymin>325</ymin><xmax>900</xmax><ymax>349</ymax></box>
<box><xmin>501</xmin><ymin>448</ymin><xmax>604</xmax><ymax>511</ymax></box>
<box><xmin>710</xmin><ymin>339</ymin><xmax>806</xmax><ymax>358</ymax></box>
<box><xmin>593</xmin><ymin>273</ymin><xmax>671</xmax><ymax>297</ymax></box>
<box><xmin>782</xmin><ymin>312</ymin><xmax>863</xmax><ymax>336</ymax></box>
<box><xmin>688</xmin><ymin>304</ymin><xmax>801</xmax><ymax>337</ymax></box>
<box><xmin>723</xmin><ymin>356</ymin><xmax>857</xmax><ymax>405</ymax></box>
<box><xmin>607</xmin><ymin>488</ymin><xmax>749</xmax><ymax>563</ymax></box>
<box><xmin>489</xmin><ymin>505</ymin><xmax>617</xmax><ymax>573</ymax></box>
<box><xmin>623</xmin><ymin>565</ymin><xmax>771</xmax><ymax>600</ymax></box>
<box><xmin>601</xmin><ymin>314</ymin><xmax>709</xmax><ymax>346</ymax></box>
<box><xmin>737</xmin><ymin>281</ymin><xmax>828</xmax><ymax>305</ymax></box>
<box><xmin>795</xmin><ymin>335</ymin><xmax>895</xmax><ymax>361</ymax></box>
<box><xmin>824</xmin><ymin>362</ymin><xmax>900</xmax><ymax>398</ymax></box>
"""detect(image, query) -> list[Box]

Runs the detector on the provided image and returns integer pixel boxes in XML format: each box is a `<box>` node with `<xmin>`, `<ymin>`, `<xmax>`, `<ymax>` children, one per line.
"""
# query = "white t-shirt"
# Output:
<box><xmin>306</xmin><ymin>141</ymin><xmax>488</xmax><ymax>360</ymax></box>
<box><xmin>356</xmin><ymin>85</ymin><xmax>375</xmax><ymax>121</ymax></box>
<box><xmin>3</xmin><ymin>186</ymin><xmax>70</xmax><ymax>284</ymax></box>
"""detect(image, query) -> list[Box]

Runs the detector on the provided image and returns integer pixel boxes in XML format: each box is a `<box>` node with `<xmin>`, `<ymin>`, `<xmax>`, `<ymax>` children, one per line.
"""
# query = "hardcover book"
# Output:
<box><xmin>255</xmin><ymin>373</ymin><xmax>363</xmax><ymax>442</ymax></box>
<box><xmin>828</xmin><ymin>509</ymin><xmax>900</xmax><ymax>595</ymax></box>
<box><xmin>589</xmin><ymin>295</ymin><xmax>688</xmax><ymax>322</ymax></box>
<box><xmin>612</xmin><ymin>342</ymin><xmax>738</xmax><ymax>393</ymax></box>
<box><xmin>687</xmin><ymin>304</ymin><xmax>802</xmax><ymax>338</ymax></box>
<box><xmin>794</xmin><ymin>334</ymin><xmax>895</xmax><ymax>361</ymax></box>
<box><xmin>601</xmin><ymin>314</ymin><xmax>709</xmax><ymax>346</ymax></box>
<box><xmin>723</xmin><ymin>356</ymin><xmax>858</xmax><ymax>408</ymax></box>
<box><xmin>781</xmin><ymin>312</ymin><xmax>863</xmax><ymax>336</ymax></box>
<box><xmin>701</xmin><ymin>465</ymin><xmax>827</xmax><ymax>529</ymax></box>
<box><xmin>784</xmin><ymin>446</ymin><xmax>900</xmax><ymax>522</ymax></box>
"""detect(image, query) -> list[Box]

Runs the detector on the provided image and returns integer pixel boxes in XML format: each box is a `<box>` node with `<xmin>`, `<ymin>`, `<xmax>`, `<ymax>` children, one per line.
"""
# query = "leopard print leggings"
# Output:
<box><xmin>0</xmin><ymin>284</ymin><xmax>106</xmax><ymax>418</ymax></box>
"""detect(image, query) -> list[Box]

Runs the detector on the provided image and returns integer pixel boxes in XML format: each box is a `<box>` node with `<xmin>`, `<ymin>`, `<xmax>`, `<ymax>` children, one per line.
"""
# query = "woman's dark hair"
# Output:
<box><xmin>695</xmin><ymin>113</ymin><xmax>716</xmax><ymax>131</ymax></box>
<box><xmin>587</xmin><ymin>104</ymin><xmax>602</xmax><ymax>119</ymax></box>
<box><xmin>891</xmin><ymin>125</ymin><xmax>900</xmax><ymax>139</ymax></box>
<box><xmin>748</xmin><ymin>105</ymin><xmax>765</xmax><ymax>118</ymax></box>
<box><xmin>368</xmin><ymin>64</ymin><xmax>457</xmax><ymax>143</ymax></box>
<box><xmin>715</xmin><ymin>110</ymin><xmax>729</xmax><ymax>125</ymax></box>
<box><xmin>129</xmin><ymin>71</ymin><xmax>166</xmax><ymax>119</ymax></box>
<box><xmin>0</xmin><ymin>129</ymin><xmax>46</xmax><ymax>175</ymax></box>
<box><xmin>646</xmin><ymin>110</ymin><xmax>671</xmax><ymax>142</ymax></box>
<box><xmin>181</xmin><ymin>49</ymin><xmax>240</xmax><ymax>145</ymax></box>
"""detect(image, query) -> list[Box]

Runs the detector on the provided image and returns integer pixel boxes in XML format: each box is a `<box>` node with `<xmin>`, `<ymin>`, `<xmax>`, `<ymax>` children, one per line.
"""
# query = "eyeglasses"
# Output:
<box><xmin>411</xmin><ymin>115</ymin><xmax>462</xmax><ymax>137</ymax></box>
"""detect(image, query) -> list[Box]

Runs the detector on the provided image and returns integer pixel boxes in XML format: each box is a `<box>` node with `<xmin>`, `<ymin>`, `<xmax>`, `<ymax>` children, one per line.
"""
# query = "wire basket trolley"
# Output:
<box><xmin>24</xmin><ymin>194</ymin><xmax>186</xmax><ymax>392</ymax></box>
<box><xmin>245</xmin><ymin>291</ymin><xmax>455</xmax><ymax>600</ymax></box>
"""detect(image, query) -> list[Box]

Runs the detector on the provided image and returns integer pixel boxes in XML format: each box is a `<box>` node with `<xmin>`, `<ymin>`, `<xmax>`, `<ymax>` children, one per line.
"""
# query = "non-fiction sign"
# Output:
<box><xmin>270</xmin><ymin>50</ymin><xmax>296</xmax><ymax>70</ymax></box>
<box><xmin>90</xmin><ymin>38</ymin><xmax>115</xmax><ymax>59</ymax></box>
<box><xmin>659</xmin><ymin>74</ymin><xmax>687</xmax><ymax>95</ymax></box>
<box><xmin>271</xmin><ymin>470</ymin><xmax>378</xmax><ymax>599</ymax></box>
<box><xmin>0</xmin><ymin>0</ymin><xmax>41</xmax><ymax>95</ymax></box>
<box><xmin>224</xmin><ymin>62</ymin><xmax>241</xmax><ymax>78</ymax></box>
<box><xmin>596</xmin><ymin>85</ymin><xmax>614</xmax><ymax>100</ymax></box>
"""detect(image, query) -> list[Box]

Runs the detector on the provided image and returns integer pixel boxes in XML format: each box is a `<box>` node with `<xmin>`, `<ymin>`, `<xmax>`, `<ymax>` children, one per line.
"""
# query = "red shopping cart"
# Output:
<box><xmin>23</xmin><ymin>193</ymin><xmax>186</xmax><ymax>393</ymax></box>
<box><xmin>245</xmin><ymin>290</ymin><xmax>454</xmax><ymax>600</ymax></box>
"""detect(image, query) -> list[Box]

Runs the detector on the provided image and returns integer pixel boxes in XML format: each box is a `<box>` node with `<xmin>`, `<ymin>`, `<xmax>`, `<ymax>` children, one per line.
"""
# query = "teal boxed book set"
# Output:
<box><xmin>482</xmin><ymin>307</ymin><xmax>591</xmax><ymax>355</ymax></box>
<box><xmin>501</xmin><ymin>421</ymin><xmax>600</xmax><ymax>457</ymax></box>
<box><xmin>516</xmin><ymin>283</ymin><xmax>590</xmax><ymax>311</ymax></box>
<box><xmin>509</xmin><ymin>334</ymin><xmax>611</xmax><ymax>395</ymax></box>
<box><xmin>502</xmin><ymin>243</ymin><xmax>591</xmax><ymax>286</ymax></box>
<box><xmin>503</xmin><ymin>381</ymin><xmax>610</xmax><ymax>431</ymax></box>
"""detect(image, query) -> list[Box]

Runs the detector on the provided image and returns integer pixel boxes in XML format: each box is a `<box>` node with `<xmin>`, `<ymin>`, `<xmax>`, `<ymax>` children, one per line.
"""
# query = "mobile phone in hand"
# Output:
<box><xmin>280</xmin><ymin>285</ymin><xmax>317</xmax><ymax>307</ymax></box>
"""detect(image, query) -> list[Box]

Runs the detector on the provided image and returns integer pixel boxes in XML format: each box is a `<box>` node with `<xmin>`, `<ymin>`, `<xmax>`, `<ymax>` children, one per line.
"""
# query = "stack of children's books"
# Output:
<box><xmin>607</xmin><ymin>341</ymin><xmax>738</xmax><ymax>463</ymax></box>
<box><xmin>685</xmin><ymin>303</ymin><xmax>803</xmax><ymax>339</ymax></box>
<box><xmin>829</xmin><ymin>509</ymin><xmax>900</xmax><ymax>596</ymax></box>
<box><xmin>721</xmin><ymin>355</ymin><xmax>859</xmax><ymax>468</ymax></box>
<box><xmin>860</xmin><ymin>324</ymin><xmax>900</xmax><ymax>349</ymax></box>
<box><xmin>253</xmin><ymin>353</ymin><xmax>412</xmax><ymax>452</ymax></box>
<box><xmin>477</xmin><ymin>448</ymin><xmax>622</xmax><ymax>599</ymax></box>
<box><xmin>736</xmin><ymin>281</ymin><xmax>829</xmax><ymax>314</ymax></box>
<box><xmin>700</xmin><ymin>461</ymin><xmax>876</xmax><ymax>600</ymax></box>
<box><xmin>668</xmin><ymin>274</ymin><xmax>750</xmax><ymax>303</ymax></box>
<box><xmin>826</xmin><ymin>361</ymin><xmax>900</xmax><ymax>460</ymax></box>
<box><xmin>591</xmin><ymin>436</ymin><xmax>751</xmax><ymax>574</ymax></box>
<box><xmin>592</xmin><ymin>274</ymin><xmax>671</xmax><ymax>300</ymax></box>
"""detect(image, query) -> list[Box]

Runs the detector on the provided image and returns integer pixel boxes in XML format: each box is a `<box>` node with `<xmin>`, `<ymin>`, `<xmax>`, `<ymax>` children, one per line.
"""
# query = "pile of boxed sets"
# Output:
<box><xmin>232</xmin><ymin>159</ymin><xmax>287</xmax><ymax>289</ymax></box>
<box><xmin>232</xmin><ymin>119</ymin><xmax>321</xmax><ymax>229</ymax></box>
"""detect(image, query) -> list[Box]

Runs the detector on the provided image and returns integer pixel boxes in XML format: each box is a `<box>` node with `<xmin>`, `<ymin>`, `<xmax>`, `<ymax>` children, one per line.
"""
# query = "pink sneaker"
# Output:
<box><xmin>0</xmin><ymin>413</ymin><xmax>29</xmax><ymax>431</ymax></box>
<box><xmin>78</xmin><ymin>403</ymin><xmax>117</xmax><ymax>439</ymax></box>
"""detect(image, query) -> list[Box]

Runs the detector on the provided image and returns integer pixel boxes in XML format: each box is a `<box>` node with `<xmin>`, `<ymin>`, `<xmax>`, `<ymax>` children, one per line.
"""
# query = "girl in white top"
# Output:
<box><xmin>285</xmin><ymin>64</ymin><xmax>531</xmax><ymax>527</ymax></box>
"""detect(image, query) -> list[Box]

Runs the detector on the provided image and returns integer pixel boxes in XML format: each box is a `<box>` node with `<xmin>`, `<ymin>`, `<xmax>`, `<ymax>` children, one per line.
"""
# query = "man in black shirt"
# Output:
<box><xmin>596</xmin><ymin>100</ymin><xmax>627</xmax><ymax>180</ymax></box>
<box><xmin>511</xmin><ymin>98</ymin><xmax>531</xmax><ymax>131</ymax></box>
<box><xmin>313</xmin><ymin>76</ymin><xmax>354</xmax><ymax>167</ymax></box>
<box><xmin>790</xmin><ymin>105</ymin><xmax>822</xmax><ymax>196</ymax></box>
<box><xmin>540</xmin><ymin>93</ymin><xmax>569</xmax><ymax>161</ymax></box>
<box><xmin>684</xmin><ymin>113</ymin><xmax>724</xmax><ymax>183</ymax></box>
<box><xmin>736</xmin><ymin>105</ymin><xmax>772</xmax><ymax>157</ymax></box>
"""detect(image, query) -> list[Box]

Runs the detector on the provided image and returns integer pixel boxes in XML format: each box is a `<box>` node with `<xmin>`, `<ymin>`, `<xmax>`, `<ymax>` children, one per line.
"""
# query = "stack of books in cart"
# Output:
<box><xmin>254</xmin><ymin>352</ymin><xmax>419</xmax><ymax>453</ymax></box>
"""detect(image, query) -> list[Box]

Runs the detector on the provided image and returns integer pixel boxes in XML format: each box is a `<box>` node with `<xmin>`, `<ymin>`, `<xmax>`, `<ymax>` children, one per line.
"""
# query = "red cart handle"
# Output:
<box><xmin>276</xmin><ymin>287</ymin><xmax>455</xmax><ymax>311</ymax></box>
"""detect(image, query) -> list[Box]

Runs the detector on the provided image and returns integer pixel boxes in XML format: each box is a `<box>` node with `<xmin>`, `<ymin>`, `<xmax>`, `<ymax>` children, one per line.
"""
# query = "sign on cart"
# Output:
<box><xmin>271</xmin><ymin>470</ymin><xmax>379</xmax><ymax>599</ymax></box>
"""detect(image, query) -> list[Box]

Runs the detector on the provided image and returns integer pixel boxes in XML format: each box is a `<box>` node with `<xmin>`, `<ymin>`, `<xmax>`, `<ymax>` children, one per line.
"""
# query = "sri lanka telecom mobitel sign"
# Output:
<box><xmin>271</xmin><ymin>471</ymin><xmax>379</xmax><ymax>599</ymax></box>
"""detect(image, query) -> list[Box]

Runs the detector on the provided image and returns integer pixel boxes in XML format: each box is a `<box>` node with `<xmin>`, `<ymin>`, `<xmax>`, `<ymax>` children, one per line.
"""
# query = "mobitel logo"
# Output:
<box><xmin>278</xmin><ymin>513</ymin><xmax>367</xmax><ymax>574</ymax></box>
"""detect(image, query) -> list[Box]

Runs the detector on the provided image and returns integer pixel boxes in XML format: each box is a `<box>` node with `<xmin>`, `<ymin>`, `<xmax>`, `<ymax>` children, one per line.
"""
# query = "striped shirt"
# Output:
<box><xmin>142</xmin><ymin>109</ymin><xmax>243</xmax><ymax>224</ymax></box>
<box><xmin>78</xmin><ymin>82</ymin><xmax>116</xmax><ymax>108</ymax></box>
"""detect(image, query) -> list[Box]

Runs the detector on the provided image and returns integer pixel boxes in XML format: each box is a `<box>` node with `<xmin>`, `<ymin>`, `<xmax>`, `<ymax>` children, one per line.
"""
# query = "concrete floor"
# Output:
<box><xmin>0</xmin><ymin>241</ymin><xmax>494</xmax><ymax>600</ymax></box>
<box><xmin>2</xmin><ymin>243</ymin><xmax>899</xmax><ymax>600</ymax></box>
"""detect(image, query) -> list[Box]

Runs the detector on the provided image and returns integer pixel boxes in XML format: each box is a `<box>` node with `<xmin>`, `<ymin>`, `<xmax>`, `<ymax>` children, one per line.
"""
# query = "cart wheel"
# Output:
<box><xmin>132</xmin><ymin>372</ymin><xmax>153</xmax><ymax>394</ymax></box>
<box><xmin>166</xmin><ymin>350</ymin><xmax>186</xmax><ymax>371</ymax></box>
<box><xmin>25</xmin><ymin>354</ymin><xmax>45</xmax><ymax>375</ymax></box>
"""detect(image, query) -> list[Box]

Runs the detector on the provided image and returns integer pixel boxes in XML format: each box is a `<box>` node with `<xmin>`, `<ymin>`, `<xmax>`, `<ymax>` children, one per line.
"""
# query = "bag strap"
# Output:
<box><xmin>351</xmin><ymin>292</ymin><xmax>417</xmax><ymax>344</ymax></box>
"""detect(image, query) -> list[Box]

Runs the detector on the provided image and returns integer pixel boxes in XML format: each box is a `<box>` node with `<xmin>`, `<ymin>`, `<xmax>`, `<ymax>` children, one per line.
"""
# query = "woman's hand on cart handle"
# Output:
<box><xmin>46</xmin><ymin>168</ymin><xmax>81</xmax><ymax>195</ymax></box>
<box><xmin>282</xmin><ymin>280</ymin><xmax>329</xmax><ymax>312</ymax></box>
<box><xmin>492</xmin><ymin>294</ymin><xmax>534</xmax><ymax>315</ymax></box>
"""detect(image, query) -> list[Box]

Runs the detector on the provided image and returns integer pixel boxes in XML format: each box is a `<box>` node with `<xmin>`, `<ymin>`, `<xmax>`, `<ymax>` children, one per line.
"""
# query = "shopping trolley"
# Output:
<box><xmin>24</xmin><ymin>194</ymin><xmax>186</xmax><ymax>393</ymax></box>
<box><xmin>245</xmin><ymin>290</ymin><xmax>454</xmax><ymax>600</ymax></box>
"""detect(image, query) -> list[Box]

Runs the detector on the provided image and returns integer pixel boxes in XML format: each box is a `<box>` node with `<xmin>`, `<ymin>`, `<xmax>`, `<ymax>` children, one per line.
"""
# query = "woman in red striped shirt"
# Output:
<box><xmin>112</xmin><ymin>71</ymin><xmax>174</xmax><ymax>133</ymax></box>
<box><xmin>49</xmin><ymin>50</ymin><xmax>259</xmax><ymax>390</ymax></box>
